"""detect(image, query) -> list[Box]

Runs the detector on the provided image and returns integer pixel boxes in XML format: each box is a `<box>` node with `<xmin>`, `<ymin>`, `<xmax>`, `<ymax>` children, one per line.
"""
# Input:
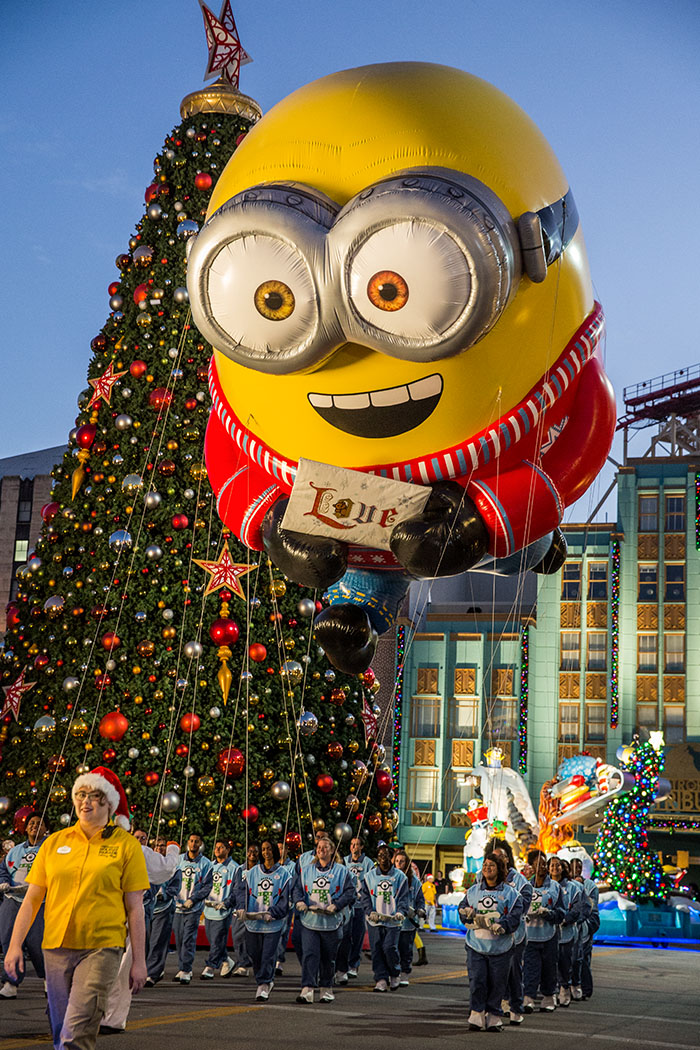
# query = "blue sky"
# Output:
<box><xmin>2</xmin><ymin>0</ymin><xmax>699</xmax><ymax>522</ymax></box>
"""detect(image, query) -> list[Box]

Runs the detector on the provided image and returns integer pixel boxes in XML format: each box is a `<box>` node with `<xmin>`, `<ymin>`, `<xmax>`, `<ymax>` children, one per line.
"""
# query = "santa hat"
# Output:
<box><xmin>72</xmin><ymin>766</ymin><xmax>130</xmax><ymax>830</ymax></box>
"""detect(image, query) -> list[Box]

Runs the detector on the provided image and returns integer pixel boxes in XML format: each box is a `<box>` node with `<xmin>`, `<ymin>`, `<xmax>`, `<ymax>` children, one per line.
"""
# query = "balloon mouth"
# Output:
<box><xmin>307</xmin><ymin>373</ymin><xmax>443</xmax><ymax>438</ymax></box>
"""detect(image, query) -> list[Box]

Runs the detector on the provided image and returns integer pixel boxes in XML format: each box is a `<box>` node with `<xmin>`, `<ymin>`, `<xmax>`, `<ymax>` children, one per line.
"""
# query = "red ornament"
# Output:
<box><xmin>175</xmin><ymin>743</ymin><xmax>189</xmax><ymax>757</ymax></box>
<box><xmin>41</xmin><ymin>502</ymin><xmax>60</xmax><ymax>522</ymax></box>
<box><xmin>149</xmin><ymin>387</ymin><xmax>173</xmax><ymax>410</ymax></box>
<box><xmin>13</xmin><ymin>806</ymin><xmax>35</xmax><ymax>834</ymax></box>
<box><xmin>329</xmin><ymin>688</ymin><xmax>346</xmax><ymax>706</ymax></box>
<box><xmin>249</xmin><ymin>643</ymin><xmax>267</xmax><ymax>662</ymax></box>
<box><xmin>130</xmin><ymin>360</ymin><xmax>147</xmax><ymax>378</ymax></box>
<box><xmin>327</xmin><ymin>741</ymin><xmax>344</xmax><ymax>760</ymax></box>
<box><xmin>316</xmin><ymin>773</ymin><xmax>335</xmax><ymax>794</ymax></box>
<box><xmin>101</xmin><ymin>631</ymin><xmax>120</xmax><ymax>651</ymax></box>
<box><xmin>145</xmin><ymin>182</ymin><xmax>159</xmax><ymax>203</ymax></box>
<box><xmin>75</xmin><ymin>424</ymin><xmax>97</xmax><ymax>449</ymax></box>
<box><xmin>367</xmin><ymin>812</ymin><xmax>383</xmax><ymax>831</ymax></box>
<box><xmin>285</xmin><ymin>830</ymin><xmax>301</xmax><ymax>849</ymax></box>
<box><xmin>5</xmin><ymin>605</ymin><xmax>20</xmax><ymax>628</ymax></box>
<box><xmin>171</xmin><ymin>514</ymin><xmax>189</xmax><ymax>531</ymax></box>
<box><xmin>375</xmin><ymin>769</ymin><xmax>393</xmax><ymax>797</ymax></box>
<box><xmin>180</xmin><ymin>712</ymin><xmax>201</xmax><ymax>733</ymax></box>
<box><xmin>99</xmin><ymin>710</ymin><xmax>129</xmax><ymax>742</ymax></box>
<box><xmin>144</xmin><ymin>771</ymin><xmax>160</xmax><ymax>786</ymax></box>
<box><xmin>94</xmin><ymin>673</ymin><xmax>112</xmax><ymax>691</ymax></box>
<box><xmin>235</xmin><ymin>132</ymin><xmax>247</xmax><ymax>146</ymax></box>
<box><xmin>48</xmin><ymin>754</ymin><xmax>67</xmax><ymax>774</ymax></box>
<box><xmin>241</xmin><ymin>805</ymin><xmax>259</xmax><ymax>823</ymax></box>
<box><xmin>133</xmin><ymin>283</ymin><xmax>149</xmax><ymax>304</ymax></box>
<box><xmin>108</xmin><ymin>281</ymin><xmax>120</xmax><ymax>296</ymax></box>
<box><xmin>217</xmin><ymin>747</ymin><xmax>245</xmax><ymax>778</ymax></box>
<box><xmin>100</xmin><ymin>747</ymin><xmax>116</xmax><ymax>764</ymax></box>
<box><xmin>360</xmin><ymin>667</ymin><xmax>376</xmax><ymax>688</ymax></box>
<box><xmin>209</xmin><ymin>618</ymin><xmax>240</xmax><ymax>646</ymax></box>
<box><xmin>194</xmin><ymin>172</ymin><xmax>213</xmax><ymax>190</ymax></box>
<box><xmin>184</xmin><ymin>397</ymin><xmax>198</xmax><ymax>411</ymax></box>
<box><xmin>91</xmin><ymin>333</ymin><xmax>107</xmax><ymax>352</ymax></box>
<box><xmin>33</xmin><ymin>653</ymin><xmax>50</xmax><ymax>670</ymax></box>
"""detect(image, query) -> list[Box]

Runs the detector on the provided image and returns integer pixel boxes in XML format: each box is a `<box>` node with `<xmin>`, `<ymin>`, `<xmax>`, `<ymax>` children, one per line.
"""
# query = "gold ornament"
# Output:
<box><xmin>197</xmin><ymin>774</ymin><xmax>216</xmax><ymax>796</ymax></box>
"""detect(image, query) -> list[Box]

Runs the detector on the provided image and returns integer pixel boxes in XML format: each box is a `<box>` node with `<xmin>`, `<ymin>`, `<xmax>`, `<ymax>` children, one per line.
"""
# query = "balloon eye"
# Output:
<box><xmin>367</xmin><ymin>270</ymin><xmax>409</xmax><ymax>312</ymax></box>
<box><xmin>254</xmin><ymin>279</ymin><xmax>295</xmax><ymax>320</ymax></box>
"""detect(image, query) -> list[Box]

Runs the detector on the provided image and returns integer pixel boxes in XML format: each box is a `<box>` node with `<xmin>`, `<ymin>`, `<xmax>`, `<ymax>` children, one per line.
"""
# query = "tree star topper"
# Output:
<box><xmin>194</xmin><ymin>539</ymin><xmax>257</xmax><ymax>598</ymax></box>
<box><xmin>88</xmin><ymin>362</ymin><xmax>127</xmax><ymax>408</ymax></box>
<box><xmin>199</xmin><ymin>1</ymin><xmax>251</xmax><ymax>89</ymax></box>
<box><xmin>2</xmin><ymin>668</ymin><xmax>36</xmax><ymax>721</ymax></box>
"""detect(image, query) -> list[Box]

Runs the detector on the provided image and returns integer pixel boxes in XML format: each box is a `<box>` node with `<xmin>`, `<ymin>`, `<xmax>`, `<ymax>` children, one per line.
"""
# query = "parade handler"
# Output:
<box><xmin>3</xmin><ymin>766</ymin><xmax>149</xmax><ymax>1050</ymax></box>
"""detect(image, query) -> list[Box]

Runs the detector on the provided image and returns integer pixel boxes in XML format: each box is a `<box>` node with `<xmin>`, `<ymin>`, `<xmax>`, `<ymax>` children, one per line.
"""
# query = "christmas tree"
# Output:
<box><xmin>0</xmin><ymin>4</ymin><xmax>393</xmax><ymax>852</ymax></box>
<box><xmin>593</xmin><ymin>734</ymin><xmax>668</xmax><ymax>900</ymax></box>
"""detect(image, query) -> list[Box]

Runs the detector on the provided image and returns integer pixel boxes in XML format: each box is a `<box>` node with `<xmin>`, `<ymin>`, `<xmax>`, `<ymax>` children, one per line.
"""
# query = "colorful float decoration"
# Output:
<box><xmin>546</xmin><ymin>754</ymin><xmax>636</xmax><ymax>831</ymax></box>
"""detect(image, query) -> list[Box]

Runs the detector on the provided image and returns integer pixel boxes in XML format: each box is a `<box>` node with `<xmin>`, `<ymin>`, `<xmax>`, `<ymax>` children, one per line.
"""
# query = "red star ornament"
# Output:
<box><xmin>360</xmin><ymin>695</ymin><xmax>378</xmax><ymax>745</ymax></box>
<box><xmin>88</xmin><ymin>362</ymin><xmax>127</xmax><ymax>408</ymax></box>
<box><xmin>199</xmin><ymin>0</ymin><xmax>251</xmax><ymax>88</ymax></box>
<box><xmin>194</xmin><ymin>540</ymin><xmax>257</xmax><ymax>599</ymax></box>
<box><xmin>2</xmin><ymin>668</ymin><xmax>36</xmax><ymax>721</ymax></box>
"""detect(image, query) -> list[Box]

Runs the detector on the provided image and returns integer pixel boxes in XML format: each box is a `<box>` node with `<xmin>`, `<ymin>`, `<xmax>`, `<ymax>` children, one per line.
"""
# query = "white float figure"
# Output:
<box><xmin>462</xmin><ymin>748</ymin><xmax>538</xmax><ymax>872</ymax></box>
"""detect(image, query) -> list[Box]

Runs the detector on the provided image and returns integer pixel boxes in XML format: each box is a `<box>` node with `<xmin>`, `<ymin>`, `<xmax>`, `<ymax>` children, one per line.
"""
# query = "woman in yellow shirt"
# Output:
<box><xmin>4</xmin><ymin>766</ymin><xmax>149</xmax><ymax>1050</ymax></box>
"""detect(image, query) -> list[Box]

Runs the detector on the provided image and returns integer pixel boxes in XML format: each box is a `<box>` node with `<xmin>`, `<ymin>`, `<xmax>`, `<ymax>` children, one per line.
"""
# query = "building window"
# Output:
<box><xmin>13</xmin><ymin>539</ymin><xmax>29</xmax><ymax>562</ymax></box>
<box><xmin>665</xmin><ymin>494</ymin><xmax>686</xmax><ymax>533</ymax></box>
<box><xmin>664</xmin><ymin>564</ymin><xmax>685</xmax><ymax>602</ymax></box>
<box><xmin>638</xmin><ymin>564</ymin><xmax>658</xmax><ymax>602</ymax></box>
<box><xmin>586</xmin><ymin>632</ymin><xmax>607</xmax><ymax>671</ymax></box>
<box><xmin>561</xmin><ymin>561</ymin><xmax>581</xmax><ymax>600</ymax></box>
<box><xmin>664</xmin><ymin>634</ymin><xmax>685</xmax><ymax>674</ymax></box>
<box><xmin>639</xmin><ymin>494</ymin><xmax>659</xmax><ymax>532</ymax></box>
<box><xmin>587</xmin><ymin>562</ymin><xmax>608</xmax><ymax>600</ymax></box>
<box><xmin>637</xmin><ymin>634</ymin><xmax>658</xmax><ymax>673</ymax></box>
<box><xmin>17</xmin><ymin>500</ymin><xmax>32</xmax><ymax>524</ymax></box>
<box><xmin>485</xmin><ymin>698</ymin><xmax>517</xmax><ymax>740</ymax></box>
<box><xmin>410</xmin><ymin>696</ymin><xmax>441</xmax><ymax>738</ymax></box>
<box><xmin>448</xmin><ymin>697</ymin><xmax>479</xmax><ymax>739</ymax></box>
<box><xmin>637</xmin><ymin>704</ymin><xmax>658</xmax><ymax>731</ymax></box>
<box><xmin>407</xmin><ymin>768</ymin><xmax>439</xmax><ymax>810</ymax></box>
<box><xmin>559</xmin><ymin>703</ymin><xmax>580</xmax><ymax>743</ymax></box>
<box><xmin>664</xmin><ymin>704</ymin><xmax>685</xmax><ymax>745</ymax></box>
<box><xmin>444</xmin><ymin>770</ymin><xmax>476</xmax><ymax>814</ymax></box>
<box><xmin>585</xmin><ymin>703</ymin><xmax>607</xmax><ymax>742</ymax></box>
<box><xmin>560</xmin><ymin>632</ymin><xmax>581</xmax><ymax>671</ymax></box>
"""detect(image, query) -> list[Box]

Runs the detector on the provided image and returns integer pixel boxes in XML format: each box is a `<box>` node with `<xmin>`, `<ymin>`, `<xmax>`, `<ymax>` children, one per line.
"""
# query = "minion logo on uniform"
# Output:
<box><xmin>530</xmin><ymin>889</ymin><xmax>542</xmax><ymax>913</ymax></box>
<box><xmin>257</xmin><ymin>876</ymin><xmax>274</xmax><ymax>909</ymax></box>
<box><xmin>310</xmin><ymin>874</ymin><xmax>331</xmax><ymax>906</ymax></box>
<box><xmin>375</xmin><ymin>877</ymin><xmax>395</xmax><ymax>914</ymax></box>
<box><xmin>212</xmin><ymin>871</ymin><xmax>224</xmax><ymax>893</ymax></box>
<box><xmin>182</xmin><ymin>864</ymin><xmax>196</xmax><ymax>894</ymax></box>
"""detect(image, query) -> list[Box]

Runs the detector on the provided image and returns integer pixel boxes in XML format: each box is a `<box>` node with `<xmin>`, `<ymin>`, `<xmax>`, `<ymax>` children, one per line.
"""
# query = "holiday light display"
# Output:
<box><xmin>609</xmin><ymin>539</ymin><xmax>620</xmax><ymax>728</ymax></box>
<box><xmin>391</xmin><ymin>624</ymin><xmax>406</xmax><ymax>790</ymax></box>
<box><xmin>593</xmin><ymin>735</ymin><xmax>668</xmax><ymax>900</ymax></box>
<box><xmin>518</xmin><ymin>625</ymin><xmax>529</xmax><ymax>774</ymax></box>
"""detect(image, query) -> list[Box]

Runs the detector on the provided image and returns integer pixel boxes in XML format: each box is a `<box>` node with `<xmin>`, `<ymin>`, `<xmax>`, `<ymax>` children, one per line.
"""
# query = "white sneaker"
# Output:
<box><xmin>486</xmin><ymin>1013</ymin><xmax>503</xmax><ymax>1031</ymax></box>
<box><xmin>468</xmin><ymin>1010</ymin><xmax>485</xmax><ymax>1031</ymax></box>
<box><xmin>347</xmin><ymin>968</ymin><xmax>358</xmax><ymax>978</ymax></box>
<box><xmin>335</xmin><ymin>971</ymin><xmax>348</xmax><ymax>985</ymax></box>
<box><xmin>540</xmin><ymin>995</ymin><xmax>556</xmax><ymax>1012</ymax></box>
<box><xmin>172</xmin><ymin>970</ymin><xmax>184</xmax><ymax>982</ymax></box>
<box><xmin>233</xmin><ymin>966</ymin><xmax>250</xmax><ymax>977</ymax></box>
<box><xmin>220</xmin><ymin>957</ymin><xmax>235</xmax><ymax>978</ymax></box>
<box><xmin>399</xmin><ymin>975</ymin><xmax>409</xmax><ymax>986</ymax></box>
<box><xmin>179</xmin><ymin>971</ymin><xmax>192</xmax><ymax>985</ymax></box>
<box><xmin>509</xmin><ymin>1012</ymin><xmax>524</xmax><ymax>1025</ymax></box>
<box><xmin>571</xmin><ymin>985</ymin><xmax>583</xmax><ymax>1000</ymax></box>
<box><xmin>0</xmin><ymin>984</ymin><xmax>17</xmax><ymax>999</ymax></box>
<box><xmin>296</xmin><ymin>986</ymin><xmax>314</xmax><ymax>1004</ymax></box>
<box><xmin>200</xmin><ymin>967</ymin><xmax>215</xmax><ymax>980</ymax></box>
<box><xmin>256</xmin><ymin>984</ymin><xmax>269</xmax><ymax>1001</ymax></box>
<box><xmin>559</xmin><ymin>986</ymin><xmax>571</xmax><ymax>1007</ymax></box>
<box><xmin>523</xmin><ymin>995</ymin><xmax>535</xmax><ymax>1013</ymax></box>
<box><xmin>374</xmin><ymin>979</ymin><xmax>388</xmax><ymax>993</ymax></box>
<box><xmin>319</xmin><ymin>988</ymin><xmax>335</xmax><ymax>1003</ymax></box>
<box><xmin>389</xmin><ymin>976</ymin><xmax>400</xmax><ymax>991</ymax></box>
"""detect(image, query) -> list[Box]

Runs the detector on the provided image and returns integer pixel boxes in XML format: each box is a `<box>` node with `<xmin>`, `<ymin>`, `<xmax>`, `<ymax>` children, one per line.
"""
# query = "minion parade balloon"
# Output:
<box><xmin>188</xmin><ymin>63</ymin><xmax>615</xmax><ymax>673</ymax></box>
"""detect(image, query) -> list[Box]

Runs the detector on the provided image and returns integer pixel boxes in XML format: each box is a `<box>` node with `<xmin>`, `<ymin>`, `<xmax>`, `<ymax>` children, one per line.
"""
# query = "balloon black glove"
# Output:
<box><xmin>531</xmin><ymin>527</ymin><xmax>567</xmax><ymax>575</ymax></box>
<box><xmin>314</xmin><ymin>604</ymin><xmax>377</xmax><ymax>674</ymax></box>
<box><xmin>262</xmin><ymin>497</ymin><xmax>348</xmax><ymax>589</ymax></box>
<box><xmin>390</xmin><ymin>481</ymin><xmax>489</xmax><ymax>578</ymax></box>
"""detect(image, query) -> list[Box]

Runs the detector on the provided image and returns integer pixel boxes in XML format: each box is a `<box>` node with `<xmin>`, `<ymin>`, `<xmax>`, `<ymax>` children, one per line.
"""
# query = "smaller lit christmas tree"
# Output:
<box><xmin>593</xmin><ymin>734</ymin><xmax>669</xmax><ymax>901</ymax></box>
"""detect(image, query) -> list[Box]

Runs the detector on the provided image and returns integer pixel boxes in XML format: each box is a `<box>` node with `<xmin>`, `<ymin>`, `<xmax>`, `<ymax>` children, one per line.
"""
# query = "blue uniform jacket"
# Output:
<box><xmin>203</xmin><ymin>858</ymin><xmax>239</xmax><ymax>921</ymax></box>
<box><xmin>400</xmin><ymin>876</ymin><xmax>425</xmax><ymax>932</ymax></box>
<box><xmin>526</xmin><ymin>876</ymin><xmax>565</xmax><ymax>942</ymax></box>
<box><xmin>360</xmin><ymin>865</ymin><xmax>409</xmax><ymax>927</ymax></box>
<box><xmin>558</xmin><ymin>877</ymin><xmax>585</xmax><ymax>943</ymax></box>
<box><xmin>175</xmin><ymin>852</ymin><xmax>213</xmax><ymax>912</ymax></box>
<box><xmin>292</xmin><ymin>860</ymin><xmax>355</xmax><ymax>931</ymax></box>
<box><xmin>461</xmin><ymin>879</ymin><xmax>523</xmax><ymax>956</ymax></box>
<box><xmin>345</xmin><ymin>854</ymin><xmax>375</xmax><ymax>909</ymax></box>
<box><xmin>236</xmin><ymin>862</ymin><xmax>292</xmax><ymax>933</ymax></box>
<box><xmin>151</xmin><ymin>869</ymin><xmax>182</xmax><ymax>915</ymax></box>
<box><xmin>0</xmin><ymin>837</ymin><xmax>48</xmax><ymax>903</ymax></box>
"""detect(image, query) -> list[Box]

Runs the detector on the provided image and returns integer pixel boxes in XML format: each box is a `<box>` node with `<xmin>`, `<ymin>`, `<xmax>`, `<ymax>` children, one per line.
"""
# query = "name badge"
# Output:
<box><xmin>57</xmin><ymin>846</ymin><xmax>71</xmax><ymax>854</ymax></box>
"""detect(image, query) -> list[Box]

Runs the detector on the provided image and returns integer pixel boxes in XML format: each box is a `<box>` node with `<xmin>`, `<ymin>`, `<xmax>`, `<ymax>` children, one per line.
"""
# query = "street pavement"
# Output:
<box><xmin>1</xmin><ymin>929</ymin><xmax>699</xmax><ymax>1050</ymax></box>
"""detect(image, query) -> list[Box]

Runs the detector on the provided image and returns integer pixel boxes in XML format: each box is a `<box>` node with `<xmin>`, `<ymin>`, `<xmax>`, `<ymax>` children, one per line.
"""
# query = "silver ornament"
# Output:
<box><xmin>173</xmin><ymin>287</ymin><xmax>189</xmax><ymax>303</ymax></box>
<box><xmin>184</xmin><ymin>640</ymin><xmax>203</xmax><ymax>659</ymax></box>
<box><xmin>334</xmin><ymin>822</ymin><xmax>353</xmax><ymax>844</ymax></box>
<box><xmin>62</xmin><ymin>676</ymin><xmax>80</xmax><ymax>692</ymax></box>
<box><xmin>298</xmin><ymin>711</ymin><xmax>318</xmax><ymax>736</ymax></box>
<box><xmin>270</xmin><ymin>820</ymin><xmax>283</xmax><ymax>835</ymax></box>
<box><xmin>168</xmin><ymin>347</ymin><xmax>179</xmax><ymax>359</ymax></box>
<box><xmin>145</xmin><ymin>545</ymin><xmax>163</xmax><ymax>561</ymax></box>
<box><xmin>177</xmin><ymin>219</ymin><xmax>199</xmax><ymax>238</ymax></box>
<box><xmin>0</xmin><ymin>797</ymin><xmax>11</xmax><ymax>815</ymax></box>
<box><xmin>147</xmin><ymin>202</ymin><xmax>163</xmax><ymax>220</ymax></box>
<box><xmin>135</xmin><ymin>611</ymin><xmax>147</xmax><ymax>623</ymax></box>
<box><xmin>162</xmin><ymin>790</ymin><xmax>181</xmax><ymax>813</ymax></box>
<box><xmin>122</xmin><ymin>474</ymin><xmax>143</xmax><ymax>493</ymax></box>
<box><xmin>145</xmin><ymin>491</ymin><xmax>161</xmax><ymax>509</ymax></box>
<box><xmin>105</xmin><ymin>659</ymin><xmax>116</xmax><ymax>671</ymax></box>
<box><xmin>27</xmin><ymin>556</ymin><xmax>42</xmax><ymax>572</ymax></box>
<box><xmin>183</xmin><ymin>765</ymin><xmax>195</xmax><ymax>778</ymax></box>
<box><xmin>162</xmin><ymin>608</ymin><xmax>174</xmax><ymax>621</ymax></box>
<box><xmin>345</xmin><ymin>714</ymin><xmax>356</xmax><ymax>726</ymax></box>
<box><xmin>270</xmin><ymin>780</ymin><xmax>291</xmax><ymax>801</ymax></box>
<box><xmin>109</xmin><ymin>294</ymin><xmax>124</xmax><ymax>311</ymax></box>
<box><xmin>120</xmin><ymin>387</ymin><xmax>132</xmax><ymax>398</ymax></box>
<box><xmin>115</xmin><ymin>414</ymin><xmax>133</xmax><ymax>430</ymax></box>
<box><xmin>209</xmin><ymin>706</ymin><xmax>221</xmax><ymax>719</ymax></box>
<box><xmin>297</xmin><ymin>598</ymin><xmax>316</xmax><ymax>618</ymax></box>
<box><xmin>76</xmin><ymin>763</ymin><xmax>90</xmax><ymax>775</ymax></box>
<box><xmin>183</xmin><ymin>488</ymin><xmax>195</xmax><ymax>500</ymax></box>
<box><xmin>176</xmin><ymin>678</ymin><xmax>188</xmax><ymax>691</ymax></box>
<box><xmin>60</xmin><ymin>813</ymin><xmax>72</xmax><ymax>826</ymax></box>
<box><xmin>109</xmin><ymin>529</ymin><xmax>132</xmax><ymax>551</ymax></box>
<box><xmin>149</xmin><ymin>746</ymin><xmax>160</xmax><ymax>757</ymax></box>
<box><xmin>324</xmin><ymin>669</ymin><xmax>336</xmax><ymax>683</ymax></box>
<box><xmin>128</xmin><ymin>747</ymin><xmax>140</xmax><ymax>759</ymax></box>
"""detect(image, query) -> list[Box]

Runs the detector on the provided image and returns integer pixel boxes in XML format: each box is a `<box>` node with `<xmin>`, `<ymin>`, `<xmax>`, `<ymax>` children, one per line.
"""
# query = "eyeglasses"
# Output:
<box><xmin>74</xmin><ymin>791</ymin><xmax>107</xmax><ymax>804</ymax></box>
